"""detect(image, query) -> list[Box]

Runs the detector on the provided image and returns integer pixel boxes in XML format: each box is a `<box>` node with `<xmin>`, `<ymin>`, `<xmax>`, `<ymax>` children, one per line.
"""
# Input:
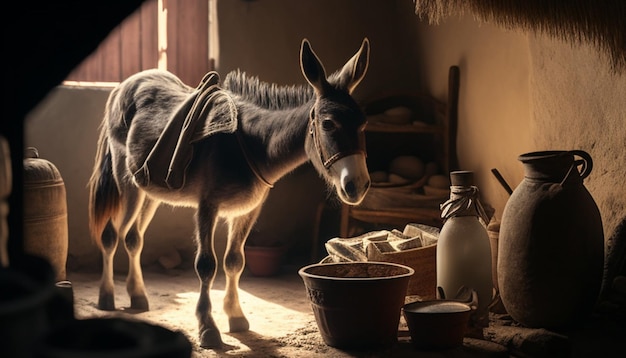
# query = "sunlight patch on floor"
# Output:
<box><xmin>69</xmin><ymin>270</ymin><xmax>319</xmax><ymax>357</ymax></box>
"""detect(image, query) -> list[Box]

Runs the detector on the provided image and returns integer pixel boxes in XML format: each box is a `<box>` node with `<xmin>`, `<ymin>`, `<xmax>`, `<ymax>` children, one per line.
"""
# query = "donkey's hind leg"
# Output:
<box><xmin>193</xmin><ymin>202</ymin><xmax>223</xmax><ymax>348</ymax></box>
<box><xmin>123</xmin><ymin>196</ymin><xmax>159</xmax><ymax>311</ymax></box>
<box><xmin>98</xmin><ymin>186</ymin><xmax>149</xmax><ymax>311</ymax></box>
<box><xmin>223</xmin><ymin>207</ymin><xmax>264</xmax><ymax>333</ymax></box>
<box><xmin>98</xmin><ymin>220</ymin><xmax>120</xmax><ymax>310</ymax></box>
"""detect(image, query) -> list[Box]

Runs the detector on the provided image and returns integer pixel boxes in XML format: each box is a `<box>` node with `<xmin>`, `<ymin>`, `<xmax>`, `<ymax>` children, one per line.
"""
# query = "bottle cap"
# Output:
<box><xmin>450</xmin><ymin>170</ymin><xmax>474</xmax><ymax>186</ymax></box>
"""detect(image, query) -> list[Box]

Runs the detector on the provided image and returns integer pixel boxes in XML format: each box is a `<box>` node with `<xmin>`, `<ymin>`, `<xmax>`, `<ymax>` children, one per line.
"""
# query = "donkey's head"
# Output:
<box><xmin>301</xmin><ymin>38</ymin><xmax>370</xmax><ymax>205</ymax></box>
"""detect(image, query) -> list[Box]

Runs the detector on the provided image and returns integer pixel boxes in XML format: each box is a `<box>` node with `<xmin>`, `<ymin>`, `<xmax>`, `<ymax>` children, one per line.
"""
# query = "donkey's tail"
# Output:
<box><xmin>88</xmin><ymin>108</ymin><xmax>121</xmax><ymax>249</ymax></box>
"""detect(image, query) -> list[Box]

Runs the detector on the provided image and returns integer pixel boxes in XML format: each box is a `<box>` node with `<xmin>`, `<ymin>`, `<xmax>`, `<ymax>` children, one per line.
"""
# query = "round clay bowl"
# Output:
<box><xmin>402</xmin><ymin>300</ymin><xmax>471</xmax><ymax>350</ymax></box>
<box><xmin>34</xmin><ymin>317</ymin><xmax>192</xmax><ymax>357</ymax></box>
<box><xmin>299</xmin><ymin>261</ymin><xmax>414</xmax><ymax>349</ymax></box>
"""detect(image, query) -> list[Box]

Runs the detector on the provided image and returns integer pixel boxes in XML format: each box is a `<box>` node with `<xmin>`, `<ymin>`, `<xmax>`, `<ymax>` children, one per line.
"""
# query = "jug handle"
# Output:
<box><xmin>569</xmin><ymin>150</ymin><xmax>593</xmax><ymax>180</ymax></box>
<box><xmin>560</xmin><ymin>150</ymin><xmax>593</xmax><ymax>186</ymax></box>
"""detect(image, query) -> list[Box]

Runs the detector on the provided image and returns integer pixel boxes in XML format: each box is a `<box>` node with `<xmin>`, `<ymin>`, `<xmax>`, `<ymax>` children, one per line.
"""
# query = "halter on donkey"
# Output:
<box><xmin>88</xmin><ymin>38</ymin><xmax>370</xmax><ymax>349</ymax></box>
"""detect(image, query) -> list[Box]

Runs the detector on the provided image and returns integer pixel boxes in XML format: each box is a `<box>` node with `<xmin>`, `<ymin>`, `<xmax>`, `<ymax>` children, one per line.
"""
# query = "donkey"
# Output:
<box><xmin>88</xmin><ymin>38</ymin><xmax>370</xmax><ymax>348</ymax></box>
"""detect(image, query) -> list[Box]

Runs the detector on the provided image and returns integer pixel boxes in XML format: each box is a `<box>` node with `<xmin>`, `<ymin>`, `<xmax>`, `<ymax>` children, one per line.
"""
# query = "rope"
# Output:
<box><xmin>440</xmin><ymin>185</ymin><xmax>490</xmax><ymax>224</ymax></box>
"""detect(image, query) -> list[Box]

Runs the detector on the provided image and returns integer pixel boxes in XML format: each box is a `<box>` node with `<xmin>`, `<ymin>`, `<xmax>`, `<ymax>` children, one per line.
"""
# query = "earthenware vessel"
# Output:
<box><xmin>34</xmin><ymin>317</ymin><xmax>192</xmax><ymax>357</ymax></box>
<box><xmin>244</xmin><ymin>244</ymin><xmax>287</xmax><ymax>277</ymax></box>
<box><xmin>499</xmin><ymin>150</ymin><xmax>604</xmax><ymax>328</ymax></box>
<box><xmin>299</xmin><ymin>261</ymin><xmax>413</xmax><ymax>349</ymax></box>
<box><xmin>403</xmin><ymin>299</ymin><xmax>472</xmax><ymax>349</ymax></box>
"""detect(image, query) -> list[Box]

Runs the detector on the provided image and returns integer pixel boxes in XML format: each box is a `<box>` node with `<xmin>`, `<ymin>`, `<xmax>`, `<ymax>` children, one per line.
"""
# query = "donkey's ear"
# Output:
<box><xmin>300</xmin><ymin>39</ymin><xmax>330</xmax><ymax>95</ymax></box>
<box><xmin>338</xmin><ymin>38</ymin><xmax>370</xmax><ymax>94</ymax></box>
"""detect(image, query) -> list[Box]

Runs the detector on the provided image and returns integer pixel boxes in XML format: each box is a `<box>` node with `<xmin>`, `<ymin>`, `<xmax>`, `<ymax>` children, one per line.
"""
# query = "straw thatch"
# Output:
<box><xmin>414</xmin><ymin>0</ymin><xmax>626</xmax><ymax>72</ymax></box>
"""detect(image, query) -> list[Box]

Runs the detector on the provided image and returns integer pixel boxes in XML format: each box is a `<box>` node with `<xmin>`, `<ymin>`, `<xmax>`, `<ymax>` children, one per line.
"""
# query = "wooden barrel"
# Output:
<box><xmin>23</xmin><ymin>147</ymin><xmax>68</xmax><ymax>282</ymax></box>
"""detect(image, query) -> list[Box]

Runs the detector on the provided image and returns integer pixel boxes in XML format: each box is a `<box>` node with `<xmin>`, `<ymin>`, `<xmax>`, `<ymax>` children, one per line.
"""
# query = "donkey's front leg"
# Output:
<box><xmin>194</xmin><ymin>202</ymin><xmax>223</xmax><ymax>349</ymax></box>
<box><xmin>223</xmin><ymin>207</ymin><xmax>263</xmax><ymax>332</ymax></box>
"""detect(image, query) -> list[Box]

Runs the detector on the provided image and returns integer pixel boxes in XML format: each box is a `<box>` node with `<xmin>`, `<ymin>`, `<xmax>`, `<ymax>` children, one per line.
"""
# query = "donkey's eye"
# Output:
<box><xmin>321</xmin><ymin>119</ymin><xmax>337</xmax><ymax>131</ymax></box>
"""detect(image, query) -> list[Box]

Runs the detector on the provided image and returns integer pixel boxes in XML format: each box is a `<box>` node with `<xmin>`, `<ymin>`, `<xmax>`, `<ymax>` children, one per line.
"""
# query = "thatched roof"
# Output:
<box><xmin>414</xmin><ymin>0</ymin><xmax>626</xmax><ymax>72</ymax></box>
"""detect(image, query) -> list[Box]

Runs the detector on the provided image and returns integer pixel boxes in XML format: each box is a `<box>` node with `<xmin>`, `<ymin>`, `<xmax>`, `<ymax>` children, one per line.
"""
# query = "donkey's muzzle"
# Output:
<box><xmin>331</xmin><ymin>153</ymin><xmax>370</xmax><ymax>205</ymax></box>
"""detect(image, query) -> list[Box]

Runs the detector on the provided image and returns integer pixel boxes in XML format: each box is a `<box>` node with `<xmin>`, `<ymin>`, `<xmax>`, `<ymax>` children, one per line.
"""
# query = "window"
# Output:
<box><xmin>64</xmin><ymin>0</ymin><xmax>213</xmax><ymax>86</ymax></box>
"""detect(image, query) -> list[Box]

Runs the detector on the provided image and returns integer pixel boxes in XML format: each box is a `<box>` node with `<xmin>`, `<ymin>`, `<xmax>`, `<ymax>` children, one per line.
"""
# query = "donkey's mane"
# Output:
<box><xmin>223</xmin><ymin>70</ymin><xmax>314</xmax><ymax>110</ymax></box>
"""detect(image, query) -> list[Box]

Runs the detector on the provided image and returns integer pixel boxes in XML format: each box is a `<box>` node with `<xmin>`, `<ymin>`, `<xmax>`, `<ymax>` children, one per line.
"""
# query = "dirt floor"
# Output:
<box><xmin>69</xmin><ymin>263</ymin><xmax>484</xmax><ymax>358</ymax></box>
<box><xmin>67</xmin><ymin>261</ymin><xmax>626</xmax><ymax>358</ymax></box>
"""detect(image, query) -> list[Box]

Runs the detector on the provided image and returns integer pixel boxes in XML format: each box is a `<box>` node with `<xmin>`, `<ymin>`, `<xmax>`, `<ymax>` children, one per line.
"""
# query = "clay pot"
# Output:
<box><xmin>34</xmin><ymin>317</ymin><xmax>192</xmax><ymax>358</ymax></box>
<box><xmin>244</xmin><ymin>245</ymin><xmax>287</xmax><ymax>277</ymax></box>
<box><xmin>402</xmin><ymin>300</ymin><xmax>471</xmax><ymax>349</ymax></box>
<box><xmin>498</xmin><ymin>150</ymin><xmax>604</xmax><ymax>328</ymax></box>
<box><xmin>299</xmin><ymin>262</ymin><xmax>414</xmax><ymax>349</ymax></box>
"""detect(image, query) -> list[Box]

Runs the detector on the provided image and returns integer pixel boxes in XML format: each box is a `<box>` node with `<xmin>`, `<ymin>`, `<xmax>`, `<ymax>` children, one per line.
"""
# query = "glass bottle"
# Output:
<box><xmin>436</xmin><ymin>170</ymin><xmax>492</xmax><ymax>328</ymax></box>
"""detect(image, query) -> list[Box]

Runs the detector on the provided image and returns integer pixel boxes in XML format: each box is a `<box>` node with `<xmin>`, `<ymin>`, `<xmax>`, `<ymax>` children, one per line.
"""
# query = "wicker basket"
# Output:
<box><xmin>322</xmin><ymin>224</ymin><xmax>439</xmax><ymax>300</ymax></box>
<box><xmin>367</xmin><ymin>242</ymin><xmax>437</xmax><ymax>299</ymax></box>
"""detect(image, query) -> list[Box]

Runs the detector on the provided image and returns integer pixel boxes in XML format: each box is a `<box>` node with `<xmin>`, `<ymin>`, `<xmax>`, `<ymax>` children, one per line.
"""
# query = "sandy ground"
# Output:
<box><xmin>67</xmin><ymin>264</ymin><xmax>626</xmax><ymax>358</ymax></box>
<box><xmin>69</xmin><ymin>264</ymin><xmax>476</xmax><ymax>358</ymax></box>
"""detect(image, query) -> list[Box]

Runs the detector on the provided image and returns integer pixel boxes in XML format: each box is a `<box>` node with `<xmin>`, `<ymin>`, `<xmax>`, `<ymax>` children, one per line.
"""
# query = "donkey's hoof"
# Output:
<box><xmin>228</xmin><ymin>316</ymin><xmax>250</xmax><ymax>332</ymax></box>
<box><xmin>199</xmin><ymin>329</ymin><xmax>223</xmax><ymax>349</ymax></box>
<box><xmin>98</xmin><ymin>294</ymin><xmax>116</xmax><ymax>311</ymax></box>
<box><xmin>130</xmin><ymin>295</ymin><xmax>150</xmax><ymax>311</ymax></box>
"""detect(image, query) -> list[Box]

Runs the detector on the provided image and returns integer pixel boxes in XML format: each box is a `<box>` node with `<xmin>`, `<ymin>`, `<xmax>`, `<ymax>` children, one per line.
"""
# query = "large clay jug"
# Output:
<box><xmin>498</xmin><ymin>150</ymin><xmax>604</xmax><ymax>329</ymax></box>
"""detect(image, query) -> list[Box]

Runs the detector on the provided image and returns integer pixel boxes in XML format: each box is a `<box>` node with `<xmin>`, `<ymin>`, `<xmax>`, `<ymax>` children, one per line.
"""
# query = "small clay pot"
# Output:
<box><xmin>403</xmin><ymin>299</ymin><xmax>471</xmax><ymax>350</ymax></box>
<box><xmin>244</xmin><ymin>245</ymin><xmax>287</xmax><ymax>277</ymax></box>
